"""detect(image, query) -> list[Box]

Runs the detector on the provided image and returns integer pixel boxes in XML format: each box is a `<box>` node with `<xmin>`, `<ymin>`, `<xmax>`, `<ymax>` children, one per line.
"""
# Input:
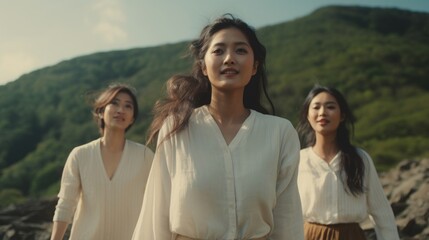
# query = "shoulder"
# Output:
<box><xmin>126</xmin><ymin>140</ymin><xmax>154</xmax><ymax>155</ymax></box>
<box><xmin>355</xmin><ymin>147</ymin><xmax>372</xmax><ymax>163</ymax></box>
<box><xmin>252</xmin><ymin>110</ymin><xmax>294</xmax><ymax>129</ymax></box>
<box><xmin>353</xmin><ymin>148</ymin><xmax>377</xmax><ymax>174</ymax></box>
<box><xmin>126</xmin><ymin>139</ymin><xmax>146</xmax><ymax>149</ymax></box>
<box><xmin>65</xmin><ymin>139</ymin><xmax>100</xmax><ymax>166</ymax></box>
<box><xmin>71</xmin><ymin>139</ymin><xmax>99</xmax><ymax>155</ymax></box>
<box><xmin>300</xmin><ymin>147</ymin><xmax>311</xmax><ymax>156</ymax></box>
<box><xmin>254</xmin><ymin>112</ymin><xmax>298</xmax><ymax>142</ymax></box>
<box><xmin>190</xmin><ymin>106</ymin><xmax>208</xmax><ymax>122</ymax></box>
<box><xmin>299</xmin><ymin>147</ymin><xmax>312</xmax><ymax>161</ymax></box>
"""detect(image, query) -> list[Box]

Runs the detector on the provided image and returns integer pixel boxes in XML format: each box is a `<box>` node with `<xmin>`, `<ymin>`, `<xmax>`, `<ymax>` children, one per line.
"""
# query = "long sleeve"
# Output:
<box><xmin>134</xmin><ymin>107</ymin><xmax>305</xmax><ymax>239</ymax></box>
<box><xmin>54</xmin><ymin>139</ymin><xmax>153</xmax><ymax>240</ymax></box>
<box><xmin>132</xmin><ymin>120</ymin><xmax>173</xmax><ymax>240</ymax></box>
<box><xmin>53</xmin><ymin>147</ymin><xmax>81</xmax><ymax>223</ymax></box>
<box><xmin>270</xmin><ymin>122</ymin><xmax>304</xmax><ymax>240</ymax></box>
<box><xmin>362</xmin><ymin>150</ymin><xmax>400</xmax><ymax>240</ymax></box>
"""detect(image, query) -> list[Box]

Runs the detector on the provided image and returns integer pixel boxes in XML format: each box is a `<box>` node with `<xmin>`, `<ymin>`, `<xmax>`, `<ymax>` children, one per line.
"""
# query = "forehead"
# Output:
<box><xmin>209</xmin><ymin>27</ymin><xmax>250</xmax><ymax>46</ymax></box>
<box><xmin>310</xmin><ymin>92</ymin><xmax>338</xmax><ymax>104</ymax></box>
<box><xmin>114</xmin><ymin>91</ymin><xmax>133</xmax><ymax>102</ymax></box>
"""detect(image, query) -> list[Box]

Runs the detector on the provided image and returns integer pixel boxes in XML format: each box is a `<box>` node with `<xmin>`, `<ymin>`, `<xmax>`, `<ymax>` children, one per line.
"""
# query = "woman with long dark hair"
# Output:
<box><xmin>132</xmin><ymin>14</ymin><xmax>304</xmax><ymax>240</ymax></box>
<box><xmin>296</xmin><ymin>85</ymin><xmax>399</xmax><ymax>240</ymax></box>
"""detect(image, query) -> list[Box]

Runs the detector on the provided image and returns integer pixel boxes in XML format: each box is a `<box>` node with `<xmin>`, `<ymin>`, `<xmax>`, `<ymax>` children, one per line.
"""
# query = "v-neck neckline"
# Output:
<box><xmin>97</xmin><ymin>138</ymin><xmax>128</xmax><ymax>182</ymax></box>
<box><xmin>202</xmin><ymin>105</ymin><xmax>254</xmax><ymax>149</ymax></box>
<box><xmin>309</xmin><ymin>147</ymin><xmax>341</xmax><ymax>171</ymax></box>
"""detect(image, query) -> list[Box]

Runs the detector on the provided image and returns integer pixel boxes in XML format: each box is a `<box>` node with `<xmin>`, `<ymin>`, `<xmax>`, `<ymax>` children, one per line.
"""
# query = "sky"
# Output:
<box><xmin>1</xmin><ymin>0</ymin><xmax>428</xmax><ymax>85</ymax></box>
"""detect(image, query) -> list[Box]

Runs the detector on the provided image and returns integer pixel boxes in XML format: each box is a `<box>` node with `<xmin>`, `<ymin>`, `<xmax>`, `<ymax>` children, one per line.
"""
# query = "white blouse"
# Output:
<box><xmin>53</xmin><ymin>139</ymin><xmax>154</xmax><ymax>240</ymax></box>
<box><xmin>297</xmin><ymin>147</ymin><xmax>400</xmax><ymax>240</ymax></box>
<box><xmin>132</xmin><ymin>106</ymin><xmax>304</xmax><ymax>240</ymax></box>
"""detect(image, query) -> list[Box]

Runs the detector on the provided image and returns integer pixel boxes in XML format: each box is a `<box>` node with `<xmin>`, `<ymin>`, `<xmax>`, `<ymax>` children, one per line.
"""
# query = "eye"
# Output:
<box><xmin>125</xmin><ymin>104</ymin><xmax>133</xmax><ymax>109</ymax></box>
<box><xmin>212</xmin><ymin>48</ymin><xmax>223</xmax><ymax>55</ymax></box>
<box><xmin>327</xmin><ymin>104</ymin><xmax>337</xmax><ymax>110</ymax></box>
<box><xmin>236</xmin><ymin>48</ymin><xmax>248</xmax><ymax>54</ymax></box>
<box><xmin>110</xmin><ymin>99</ymin><xmax>119</xmax><ymax>105</ymax></box>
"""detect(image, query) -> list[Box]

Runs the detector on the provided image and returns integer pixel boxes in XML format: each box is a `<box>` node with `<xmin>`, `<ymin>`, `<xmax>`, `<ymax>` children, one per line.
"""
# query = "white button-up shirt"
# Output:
<box><xmin>132</xmin><ymin>106</ymin><xmax>304</xmax><ymax>240</ymax></box>
<box><xmin>297</xmin><ymin>147</ymin><xmax>400</xmax><ymax>240</ymax></box>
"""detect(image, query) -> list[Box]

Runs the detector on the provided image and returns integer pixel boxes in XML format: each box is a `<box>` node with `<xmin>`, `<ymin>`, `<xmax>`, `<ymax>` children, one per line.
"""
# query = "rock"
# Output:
<box><xmin>384</xmin><ymin>159</ymin><xmax>429</xmax><ymax>239</ymax></box>
<box><xmin>0</xmin><ymin>198</ymin><xmax>64</xmax><ymax>240</ymax></box>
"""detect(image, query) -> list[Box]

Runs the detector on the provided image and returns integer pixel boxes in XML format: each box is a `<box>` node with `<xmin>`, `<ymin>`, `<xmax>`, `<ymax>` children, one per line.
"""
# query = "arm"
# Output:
<box><xmin>361</xmin><ymin>150</ymin><xmax>400</xmax><ymax>240</ymax></box>
<box><xmin>50</xmin><ymin>221</ymin><xmax>69</xmax><ymax>240</ymax></box>
<box><xmin>51</xmin><ymin>148</ymin><xmax>81</xmax><ymax>240</ymax></box>
<box><xmin>132</xmin><ymin>120</ymin><xmax>174</xmax><ymax>240</ymax></box>
<box><xmin>270</xmin><ymin>123</ymin><xmax>304</xmax><ymax>240</ymax></box>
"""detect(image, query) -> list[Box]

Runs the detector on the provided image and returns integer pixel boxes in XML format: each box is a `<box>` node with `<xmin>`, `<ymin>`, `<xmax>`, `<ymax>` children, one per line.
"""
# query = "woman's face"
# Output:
<box><xmin>307</xmin><ymin>92</ymin><xmax>343</xmax><ymax>137</ymax></box>
<box><xmin>102</xmin><ymin>92</ymin><xmax>135</xmax><ymax>132</ymax></box>
<box><xmin>202</xmin><ymin>27</ymin><xmax>257</xmax><ymax>92</ymax></box>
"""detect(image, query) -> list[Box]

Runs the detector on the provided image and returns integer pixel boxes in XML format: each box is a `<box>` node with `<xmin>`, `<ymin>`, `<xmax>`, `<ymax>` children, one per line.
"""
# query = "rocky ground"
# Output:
<box><xmin>0</xmin><ymin>159</ymin><xmax>428</xmax><ymax>240</ymax></box>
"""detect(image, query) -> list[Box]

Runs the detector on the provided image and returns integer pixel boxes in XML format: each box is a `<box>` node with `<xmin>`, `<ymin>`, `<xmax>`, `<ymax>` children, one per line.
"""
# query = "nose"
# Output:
<box><xmin>223</xmin><ymin>51</ymin><xmax>235</xmax><ymax>65</ymax></box>
<box><xmin>116</xmin><ymin>105</ymin><xmax>124</xmax><ymax>113</ymax></box>
<box><xmin>318</xmin><ymin>107</ymin><xmax>326</xmax><ymax>116</ymax></box>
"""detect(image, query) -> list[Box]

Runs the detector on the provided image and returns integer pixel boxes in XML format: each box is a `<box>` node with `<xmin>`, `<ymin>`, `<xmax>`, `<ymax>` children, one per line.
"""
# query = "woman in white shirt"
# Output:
<box><xmin>50</xmin><ymin>84</ymin><xmax>154</xmax><ymax>240</ymax></box>
<box><xmin>296</xmin><ymin>85</ymin><xmax>399</xmax><ymax>240</ymax></box>
<box><xmin>132</xmin><ymin>14</ymin><xmax>304</xmax><ymax>240</ymax></box>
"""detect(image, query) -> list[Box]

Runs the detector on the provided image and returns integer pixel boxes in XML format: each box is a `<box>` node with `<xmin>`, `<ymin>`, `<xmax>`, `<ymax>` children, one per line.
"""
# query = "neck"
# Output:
<box><xmin>208</xmin><ymin>89</ymin><xmax>249</xmax><ymax>125</ymax></box>
<box><xmin>312</xmin><ymin>133</ymin><xmax>339</xmax><ymax>162</ymax></box>
<box><xmin>101</xmin><ymin>129</ymin><xmax>126</xmax><ymax>152</ymax></box>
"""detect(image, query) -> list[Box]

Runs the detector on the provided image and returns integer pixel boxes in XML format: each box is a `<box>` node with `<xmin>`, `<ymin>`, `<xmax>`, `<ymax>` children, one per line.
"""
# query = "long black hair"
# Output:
<box><xmin>297</xmin><ymin>85</ymin><xmax>365</xmax><ymax>196</ymax></box>
<box><xmin>189</xmin><ymin>13</ymin><xmax>274</xmax><ymax>114</ymax></box>
<box><xmin>147</xmin><ymin>14</ymin><xmax>274</xmax><ymax>145</ymax></box>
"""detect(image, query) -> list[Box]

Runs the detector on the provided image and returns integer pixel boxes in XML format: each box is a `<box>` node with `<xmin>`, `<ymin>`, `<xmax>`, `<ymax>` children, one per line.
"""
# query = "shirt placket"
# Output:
<box><xmin>328</xmin><ymin>165</ymin><xmax>339</xmax><ymax>220</ymax></box>
<box><xmin>223</xmin><ymin>146</ymin><xmax>237</xmax><ymax>239</ymax></box>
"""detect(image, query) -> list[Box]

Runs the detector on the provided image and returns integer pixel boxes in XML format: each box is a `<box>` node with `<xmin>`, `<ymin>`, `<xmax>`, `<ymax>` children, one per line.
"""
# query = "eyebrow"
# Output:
<box><xmin>212</xmin><ymin>41</ymin><xmax>250</xmax><ymax>47</ymax></box>
<box><xmin>311</xmin><ymin>101</ymin><xmax>338</xmax><ymax>105</ymax></box>
<box><xmin>113</xmin><ymin>97</ymin><xmax>134</xmax><ymax>105</ymax></box>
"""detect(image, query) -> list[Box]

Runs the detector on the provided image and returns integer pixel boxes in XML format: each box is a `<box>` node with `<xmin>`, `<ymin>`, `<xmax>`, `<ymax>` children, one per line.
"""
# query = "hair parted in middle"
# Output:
<box><xmin>296</xmin><ymin>85</ymin><xmax>365</xmax><ymax>196</ymax></box>
<box><xmin>146</xmin><ymin>14</ymin><xmax>275</xmax><ymax>145</ymax></box>
<box><xmin>92</xmin><ymin>83</ymin><xmax>139</xmax><ymax>136</ymax></box>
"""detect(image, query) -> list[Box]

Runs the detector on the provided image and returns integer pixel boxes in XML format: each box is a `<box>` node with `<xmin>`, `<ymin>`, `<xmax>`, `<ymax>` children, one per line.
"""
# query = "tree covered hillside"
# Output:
<box><xmin>0</xmin><ymin>5</ymin><xmax>428</xmax><ymax>206</ymax></box>
<box><xmin>259</xmin><ymin>6</ymin><xmax>429</xmax><ymax>168</ymax></box>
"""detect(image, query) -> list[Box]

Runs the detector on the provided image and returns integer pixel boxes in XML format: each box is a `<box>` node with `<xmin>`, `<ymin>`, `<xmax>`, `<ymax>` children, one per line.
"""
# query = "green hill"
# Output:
<box><xmin>0</xmin><ymin>5</ymin><xmax>428</xmax><ymax>206</ymax></box>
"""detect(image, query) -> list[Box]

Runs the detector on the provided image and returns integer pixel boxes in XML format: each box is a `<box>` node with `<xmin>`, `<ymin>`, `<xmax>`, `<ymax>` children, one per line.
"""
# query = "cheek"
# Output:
<box><xmin>103</xmin><ymin>106</ymin><xmax>112</xmax><ymax>116</ymax></box>
<box><xmin>307</xmin><ymin>111</ymin><xmax>315</xmax><ymax>121</ymax></box>
<box><xmin>201</xmin><ymin>60</ymin><xmax>207</xmax><ymax>76</ymax></box>
<box><xmin>203</xmin><ymin>58</ymin><xmax>215</xmax><ymax>73</ymax></box>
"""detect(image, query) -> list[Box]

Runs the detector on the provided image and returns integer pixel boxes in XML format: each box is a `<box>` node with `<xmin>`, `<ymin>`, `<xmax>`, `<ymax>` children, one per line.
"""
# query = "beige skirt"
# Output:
<box><xmin>304</xmin><ymin>222</ymin><xmax>366</xmax><ymax>240</ymax></box>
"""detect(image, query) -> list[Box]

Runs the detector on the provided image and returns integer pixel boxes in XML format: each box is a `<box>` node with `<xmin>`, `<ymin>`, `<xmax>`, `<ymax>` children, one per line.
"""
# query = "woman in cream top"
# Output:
<box><xmin>296</xmin><ymin>85</ymin><xmax>399</xmax><ymax>240</ymax></box>
<box><xmin>51</xmin><ymin>84</ymin><xmax>154</xmax><ymax>240</ymax></box>
<box><xmin>132</xmin><ymin>14</ymin><xmax>304</xmax><ymax>240</ymax></box>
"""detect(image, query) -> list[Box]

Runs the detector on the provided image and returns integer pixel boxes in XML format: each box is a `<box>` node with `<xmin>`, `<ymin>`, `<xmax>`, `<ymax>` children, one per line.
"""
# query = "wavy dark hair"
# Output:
<box><xmin>92</xmin><ymin>83</ymin><xmax>138</xmax><ymax>136</ymax></box>
<box><xmin>147</xmin><ymin>14</ymin><xmax>274</xmax><ymax>145</ymax></box>
<box><xmin>296</xmin><ymin>85</ymin><xmax>365</xmax><ymax>196</ymax></box>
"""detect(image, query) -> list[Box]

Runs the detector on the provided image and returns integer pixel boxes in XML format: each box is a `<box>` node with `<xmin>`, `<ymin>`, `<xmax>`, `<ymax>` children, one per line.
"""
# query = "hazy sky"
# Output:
<box><xmin>1</xmin><ymin>0</ymin><xmax>428</xmax><ymax>85</ymax></box>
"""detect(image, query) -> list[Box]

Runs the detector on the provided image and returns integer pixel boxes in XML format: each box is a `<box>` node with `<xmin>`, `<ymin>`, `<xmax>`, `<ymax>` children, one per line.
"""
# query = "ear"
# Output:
<box><xmin>252</xmin><ymin>61</ymin><xmax>258</xmax><ymax>76</ymax></box>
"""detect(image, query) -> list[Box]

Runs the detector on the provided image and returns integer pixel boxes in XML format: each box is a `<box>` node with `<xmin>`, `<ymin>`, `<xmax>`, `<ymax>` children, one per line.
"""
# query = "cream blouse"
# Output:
<box><xmin>132</xmin><ymin>105</ymin><xmax>304</xmax><ymax>240</ymax></box>
<box><xmin>297</xmin><ymin>147</ymin><xmax>400</xmax><ymax>240</ymax></box>
<box><xmin>53</xmin><ymin>139</ymin><xmax>154</xmax><ymax>240</ymax></box>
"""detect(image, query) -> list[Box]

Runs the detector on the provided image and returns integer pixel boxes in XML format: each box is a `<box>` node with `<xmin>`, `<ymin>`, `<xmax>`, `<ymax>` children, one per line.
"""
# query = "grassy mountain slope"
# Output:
<box><xmin>0</xmin><ymin>5</ymin><xmax>428</xmax><ymax>205</ymax></box>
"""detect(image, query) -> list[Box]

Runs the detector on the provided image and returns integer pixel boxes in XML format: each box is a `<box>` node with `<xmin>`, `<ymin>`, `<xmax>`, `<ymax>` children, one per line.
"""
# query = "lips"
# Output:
<box><xmin>317</xmin><ymin>119</ymin><xmax>329</xmax><ymax>125</ymax></box>
<box><xmin>113</xmin><ymin>116</ymin><xmax>125</xmax><ymax>121</ymax></box>
<box><xmin>221</xmin><ymin>68</ymin><xmax>239</xmax><ymax>74</ymax></box>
